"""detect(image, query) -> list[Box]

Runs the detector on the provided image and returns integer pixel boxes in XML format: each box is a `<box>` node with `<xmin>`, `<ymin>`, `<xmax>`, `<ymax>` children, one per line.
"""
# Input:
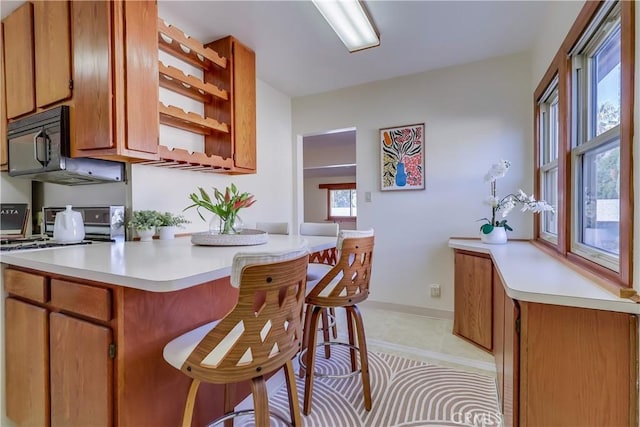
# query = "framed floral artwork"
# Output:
<box><xmin>380</xmin><ymin>123</ymin><xmax>425</xmax><ymax>191</ymax></box>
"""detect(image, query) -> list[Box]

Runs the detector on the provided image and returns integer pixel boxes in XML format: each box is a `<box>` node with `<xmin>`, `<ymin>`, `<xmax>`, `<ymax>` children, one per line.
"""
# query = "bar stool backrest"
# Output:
<box><xmin>305</xmin><ymin>235</ymin><xmax>374</xmax><ymax>307</ymax></box>
<box><xmin>181</xmin><ymin>250</ymin><xmax>309</xmax><ymax>384</ymax></box>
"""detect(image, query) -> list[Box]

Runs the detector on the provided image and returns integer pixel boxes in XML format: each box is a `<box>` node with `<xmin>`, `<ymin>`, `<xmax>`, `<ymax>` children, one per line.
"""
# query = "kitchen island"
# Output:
<box><xmin>1</xmin><ymin>235</ymin><xmax>336</xmax><ymax>427</ymax></box>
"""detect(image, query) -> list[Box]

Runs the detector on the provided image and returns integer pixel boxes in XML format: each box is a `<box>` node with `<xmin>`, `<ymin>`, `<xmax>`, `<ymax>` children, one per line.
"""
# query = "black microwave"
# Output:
<box><xmin>7</xmin><ymin>106</ymin><xmax>125</xmax><ymax>185</ymax></box>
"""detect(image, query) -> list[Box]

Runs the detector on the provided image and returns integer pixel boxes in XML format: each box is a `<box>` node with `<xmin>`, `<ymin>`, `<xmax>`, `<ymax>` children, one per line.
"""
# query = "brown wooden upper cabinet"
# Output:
<box><xmin>3</xmin><ymin>2</ymin><xmax>36</xmax><ymax>119</ymax></box>
<box><xmin>72</xmin><ymin>0</ymin><xmax>159</xmax><ymax>162</ymax></box>
<box><xmin>34</xmin><ymin>1</ymin><xmax>72</xmax><ymax>109</ymax></box>
<box><xmin>3</xmin><ymin>1</ymin><xmax>72</xmax><ymax>119</ymax></box>
<box><xmin>205</xmin><ymin>36</ymin><xmax>257</xmax><ymax>173</ymax></box>
<box><xmin>2</xmin><ymin>1</ymin><xmax>158</xmax><ymax>163</ymax></box>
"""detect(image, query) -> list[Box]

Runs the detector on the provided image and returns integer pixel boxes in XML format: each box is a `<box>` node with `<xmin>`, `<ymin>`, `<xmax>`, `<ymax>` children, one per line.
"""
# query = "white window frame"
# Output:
<box><xmin>538</xmin><ymin>76</ymin><xmax>559</xmax><ymax>244</ymax></box>
<box><xmin>570</xmin><ymin>2</ymin><xmax>621</xmax><ymax>272</ymax></box>
<box><xmin>329</xmin><ymin>188</ymin><xmax>357</xmax><ymax>219</ymax></box>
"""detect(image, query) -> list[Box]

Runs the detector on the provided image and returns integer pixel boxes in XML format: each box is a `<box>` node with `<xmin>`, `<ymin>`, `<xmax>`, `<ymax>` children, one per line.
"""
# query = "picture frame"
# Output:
<box><xmin>380</xmin><ymin>123</ymin><xmax>425</xmax><ymax>191</ymax></box>
<box><xmin>0</xmin><ymin>203</ymin><xmax>30</xmax><ymax>238</ymax></box>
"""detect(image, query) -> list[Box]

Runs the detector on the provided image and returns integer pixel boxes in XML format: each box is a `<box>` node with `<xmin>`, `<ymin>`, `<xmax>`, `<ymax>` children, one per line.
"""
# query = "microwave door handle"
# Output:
<box><xmin>33</xmin><ymin>128</ymin><xmax>49</xmax><ymax>166</ymax></box>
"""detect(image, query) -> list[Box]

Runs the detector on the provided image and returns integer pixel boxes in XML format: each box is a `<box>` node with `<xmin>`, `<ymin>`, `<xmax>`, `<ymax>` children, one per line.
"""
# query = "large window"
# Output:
<box><xmin>571</xmin><ymin>3</ymin><xmax>622</xmax><ymax>271</ymax></box>
<box><xmin>534</xmin><ymin>0</ymin><xmax>633</xmax><ymax>288</ymax></box>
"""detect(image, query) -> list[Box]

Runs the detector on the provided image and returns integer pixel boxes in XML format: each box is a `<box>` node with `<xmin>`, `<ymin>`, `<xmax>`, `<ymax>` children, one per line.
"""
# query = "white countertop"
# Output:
<box><xmin>0</xmin><ymin>235</ymin><xmax>336</xmax><ymax>292</ymax></box>
<box><xmin>448</xmin><ymin>239</ymin><xmax>639</xmax><ymax>314</ymax></box>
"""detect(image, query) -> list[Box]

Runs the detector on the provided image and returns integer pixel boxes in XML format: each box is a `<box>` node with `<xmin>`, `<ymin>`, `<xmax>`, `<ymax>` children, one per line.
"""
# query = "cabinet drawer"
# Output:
<box><xmin>51</xmin><ymin>279</ymin><xmax>112</xmax><ymax>321</ymax></box>
<box><xmin>4</xmin><ymin>269</ymin><xmax>48</xmax><ymax>303</ymax></box>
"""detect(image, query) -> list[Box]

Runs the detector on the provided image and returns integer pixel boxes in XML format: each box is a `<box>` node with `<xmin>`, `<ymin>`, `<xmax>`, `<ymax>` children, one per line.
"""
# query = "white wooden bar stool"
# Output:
<box><xmin>255</xmin><ymin>222</ymin><xmax>290</xmax><ymax>235</ymax></box>
<box><xmin>298</xmin><ymin>230</ymin><xmax>375</xmax><ymax>415</ymax></box>
<box><xmin>163</xmin><ymin>247</ymin><xmax>309</xmax><ymax>426</ymax></box>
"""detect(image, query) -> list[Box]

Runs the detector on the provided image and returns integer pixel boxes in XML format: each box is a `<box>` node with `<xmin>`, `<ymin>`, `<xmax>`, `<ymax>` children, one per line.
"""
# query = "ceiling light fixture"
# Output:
<box><xmin>312</xmin><ymin>0</ymin><xmax>379</xmax><ymax>53</ymax></box>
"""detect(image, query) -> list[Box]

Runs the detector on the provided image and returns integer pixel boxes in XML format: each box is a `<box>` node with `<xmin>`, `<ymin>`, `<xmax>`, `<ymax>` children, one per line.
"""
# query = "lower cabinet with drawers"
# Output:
<box><xmin>5</xmin><ymin>268</ymin><xmax>114</xmax><ymax>426</ymax></box>
<box><xmin>3</xmin><ymin>265</ymin><xmax>241</xmax><ymax>426</ymax></box>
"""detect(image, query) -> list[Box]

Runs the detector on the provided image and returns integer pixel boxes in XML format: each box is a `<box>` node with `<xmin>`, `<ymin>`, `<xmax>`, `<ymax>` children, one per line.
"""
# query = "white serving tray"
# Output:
<box><xmin>190</xmin><ymin>229</ymin><xmax>268</xmax><ymax>246</ymax></box>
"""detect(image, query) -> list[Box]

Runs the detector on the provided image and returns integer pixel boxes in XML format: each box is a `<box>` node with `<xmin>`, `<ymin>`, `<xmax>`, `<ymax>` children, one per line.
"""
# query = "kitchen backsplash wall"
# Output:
<box><xmin>39</xmin><ymin>180</ymin><xmax>127</xmax><ymax>208</ymax></box>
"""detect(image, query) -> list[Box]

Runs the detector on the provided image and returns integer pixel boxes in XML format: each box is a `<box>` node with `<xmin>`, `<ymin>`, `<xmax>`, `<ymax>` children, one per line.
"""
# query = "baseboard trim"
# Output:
<box><xmin>361</xmin><ymin>300</ymin><xmax>454</xmax><ymax>320</ymax></box>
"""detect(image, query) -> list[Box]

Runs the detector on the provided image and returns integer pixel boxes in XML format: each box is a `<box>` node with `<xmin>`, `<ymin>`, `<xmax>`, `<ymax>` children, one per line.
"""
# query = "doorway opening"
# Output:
<box><xmin>300</xmin><ymin>128</ymin><xmax>357</xmax><ymax>232</ymax></box>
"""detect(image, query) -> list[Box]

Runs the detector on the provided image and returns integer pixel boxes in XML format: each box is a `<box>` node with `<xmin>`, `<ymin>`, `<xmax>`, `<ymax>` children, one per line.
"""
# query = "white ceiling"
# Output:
<box><xmin>156</xmin><ymin>0</ymin><xmax>551</xmax><ymax>97</ymax></box>
<box><xmin>1</xmin><ymin>1</ymin><xmax>551</xmax><ymax>97</ymax></box>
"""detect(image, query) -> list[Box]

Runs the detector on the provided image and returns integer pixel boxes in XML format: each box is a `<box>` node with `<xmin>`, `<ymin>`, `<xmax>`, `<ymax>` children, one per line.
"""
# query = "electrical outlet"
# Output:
<box><xmin>429</xmin><ymin>284</ymin><xmax>441</xmax><ymax>298</ymax></box>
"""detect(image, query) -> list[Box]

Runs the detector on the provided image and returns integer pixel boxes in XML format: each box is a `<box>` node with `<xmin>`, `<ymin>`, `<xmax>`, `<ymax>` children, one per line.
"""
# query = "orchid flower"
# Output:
<box><xmin>479</xmin><ymin>160</ymin><xmax>554</xmax><ymax>235</ymax></box>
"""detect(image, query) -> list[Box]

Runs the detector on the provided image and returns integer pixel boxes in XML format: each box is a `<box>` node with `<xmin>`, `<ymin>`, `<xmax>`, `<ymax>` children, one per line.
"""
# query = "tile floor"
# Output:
<box><xmin>333</xmin><ymin>304</ymin><xmax>496</xmax><ymax>376</ymax></box>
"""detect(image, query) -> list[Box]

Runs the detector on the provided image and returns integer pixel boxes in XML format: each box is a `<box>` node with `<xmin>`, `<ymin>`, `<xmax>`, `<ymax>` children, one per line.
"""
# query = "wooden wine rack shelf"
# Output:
<box><xmin>142</xmin><ymin>145</ymin><xmax>234</xmax><ymax>172</ymax></box>
<box><xmin>157</xmin><ymin>19</ymin><xmax>226</xmax><ymax>70</ymax></box>
<box><xmin>159</xmin><ymin>62</ymin><xmax>228</xmax><ymax>103</ymax></box>
<box><xmin>154</xmin><ymin>18</ymin><xmax>244</xmax><ymax>172</ymax></box>
<box><xmin>159</xmin><ymin>103</ymin><xmax>228</xmax><ymax>135</ymax></box>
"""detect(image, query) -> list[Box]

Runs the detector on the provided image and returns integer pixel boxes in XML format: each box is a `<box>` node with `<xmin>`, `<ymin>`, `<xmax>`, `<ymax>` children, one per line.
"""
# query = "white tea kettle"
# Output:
<box><xmin>53</xmin><ymin>205</ymin><xmax>85</xmax><ymax>243</ymax></box>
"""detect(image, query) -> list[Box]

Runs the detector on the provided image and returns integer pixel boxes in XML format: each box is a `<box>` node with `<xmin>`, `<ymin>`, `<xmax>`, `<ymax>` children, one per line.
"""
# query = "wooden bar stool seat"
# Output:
<box><xmin>163</xmin><ymin>247</ymin><xmax>310</xmax><ymax>426</ymax></box>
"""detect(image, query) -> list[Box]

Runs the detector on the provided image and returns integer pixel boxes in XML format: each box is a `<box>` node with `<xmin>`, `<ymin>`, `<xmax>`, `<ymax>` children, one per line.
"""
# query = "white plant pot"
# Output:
<box><xmin>158</xmin><ymin>226</ymin><xmax>175</xmax><ymax>240</ymax></box>
<box><xmin>137</xmin><ymin>228</ymin><xmax>156</xmax><ymax>242</ymax></box>
<box><xmin>480</xmin><ymin>226</ymin><xmax>508</xmax><ymax>244</ymax></box>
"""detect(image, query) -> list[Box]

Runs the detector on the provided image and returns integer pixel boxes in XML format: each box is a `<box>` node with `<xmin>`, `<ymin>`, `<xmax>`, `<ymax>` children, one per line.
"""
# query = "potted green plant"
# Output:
<box><xmin>185</xmin><ymin>183</ymin><xmax>256</xmax><ymax>234</ymax></box>
<box><xmin>156</xmin><ymin>212</ymin><xmax>190</xmax><ymax>240</ymax></box>
<box><xmin>128</xmin><ymin>210</ymin><xmax>161</xmax><ymax>241</ymax></box>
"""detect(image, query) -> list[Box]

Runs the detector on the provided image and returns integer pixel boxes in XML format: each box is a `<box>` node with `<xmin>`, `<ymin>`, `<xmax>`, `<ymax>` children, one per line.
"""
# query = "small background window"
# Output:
<box><xmin>319</xmin><ymin>183</ymin><xmax>357</xmax><ymax>220</ymax></box>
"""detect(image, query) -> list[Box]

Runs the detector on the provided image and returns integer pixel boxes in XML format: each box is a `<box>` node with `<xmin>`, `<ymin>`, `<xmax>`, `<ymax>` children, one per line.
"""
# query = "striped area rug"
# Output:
<box><xmin>239</xmin><ymin>348</ymin><xmax>503</xmax><ymax>426</ymax></box>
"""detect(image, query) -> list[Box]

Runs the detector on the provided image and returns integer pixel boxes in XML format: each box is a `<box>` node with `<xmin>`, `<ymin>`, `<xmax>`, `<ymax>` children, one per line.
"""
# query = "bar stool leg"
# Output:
<box><xmin>349</xmin><ymin>305</ymin><xmax>372</xmax><ymax>411</ymax></box>
<box><xmin>223</xmin><ymin>383</ymin><xmax>235</xmax><ymax>427</ymax></box>
<box><xmin>284</xmin><ymin>359</ymin><xmax>302</xmax><ymax>426</ymax></box>
<box><xmin>181</xmin><ymin>379</ymin><xmax>201</xmax><ymax>427</ymax></box>
<box><xmin>251</xmin><ymin>376</ymin><xmax>270</xmax><ymax>426</ymax></box>
<box><xmin>321</xmin><ymin>309</ymin><xmax>332</xmax><ymax>358</ymax></box>
<box><xmin>330</xmin><ymin>307</ymin><xmax>338</xmax><ymax>339</ymax></box>
<box><xmin>303</xmin><ymin>305</ymin><xmax>322</xmax><ymax>415</ymax></box>
<box><xmin>299</xmin><ymin>303</ymin><xmax>313</xmax><ymax>378</ymax></box>
<box><xmin>345</xmin><ymin>308</ymin><xmax>358</xmax><ymax>372</ymax></box>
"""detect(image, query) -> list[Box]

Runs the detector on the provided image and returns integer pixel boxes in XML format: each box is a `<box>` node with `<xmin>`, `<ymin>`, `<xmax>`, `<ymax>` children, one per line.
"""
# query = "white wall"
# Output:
<box><xmin>130</xmin><ymin>78</ymin><xmax>294</xmax><ymax>232</ymax></box>
<box><xmin>530</xmin><ymin>0</ymin><xmax>585</xmax><ymax>88</ymax></box>
<box><xmin>293</xmin><ymin>52</ymin><xmax>533</xmax><ymax>313</ymax></box>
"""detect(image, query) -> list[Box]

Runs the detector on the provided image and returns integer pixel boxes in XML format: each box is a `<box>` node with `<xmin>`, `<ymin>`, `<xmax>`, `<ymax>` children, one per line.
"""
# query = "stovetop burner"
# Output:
<box><xmin>0</xmin><ymin>238</ymin><xmax>93</xmax><ymax>252</ymax></box>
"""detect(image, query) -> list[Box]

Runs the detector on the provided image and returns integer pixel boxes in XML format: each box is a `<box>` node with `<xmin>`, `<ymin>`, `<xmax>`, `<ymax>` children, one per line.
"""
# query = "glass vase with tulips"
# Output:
<box><xmin>185</xmin><ymin>183</ymin><xmax>256</xmax><ymax>235</ymax></box>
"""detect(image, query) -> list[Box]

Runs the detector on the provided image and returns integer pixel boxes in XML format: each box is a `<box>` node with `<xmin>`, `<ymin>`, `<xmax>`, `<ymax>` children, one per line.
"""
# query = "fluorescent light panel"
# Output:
<box><xmin>312</xmin><ymin>0</ymin><xmax>379</xmax><ymax>52</ymax></box>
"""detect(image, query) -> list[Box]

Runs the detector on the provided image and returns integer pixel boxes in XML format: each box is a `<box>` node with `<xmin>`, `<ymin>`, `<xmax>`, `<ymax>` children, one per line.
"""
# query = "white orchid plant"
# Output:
<box><xmin>479</xmin><ymin>160</ymin><xmax>554</xmax><ymax>235</ymax></box>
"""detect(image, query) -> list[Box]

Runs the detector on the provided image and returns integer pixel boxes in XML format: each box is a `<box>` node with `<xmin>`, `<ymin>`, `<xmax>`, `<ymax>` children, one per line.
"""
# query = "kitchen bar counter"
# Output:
<box><xmin>2</xmin><ymin>234</ymin><xmax>337</xmax><ymax>427</ymax></box>
<box><xmin>0</xmin><ymin>234</ymin><xmax>336</xmax><ymax>292</ymax></box>
<box><xmin>448</xmin><ymin>239</ymin><xmax>638</xmax><ymax>314</ymax></box>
